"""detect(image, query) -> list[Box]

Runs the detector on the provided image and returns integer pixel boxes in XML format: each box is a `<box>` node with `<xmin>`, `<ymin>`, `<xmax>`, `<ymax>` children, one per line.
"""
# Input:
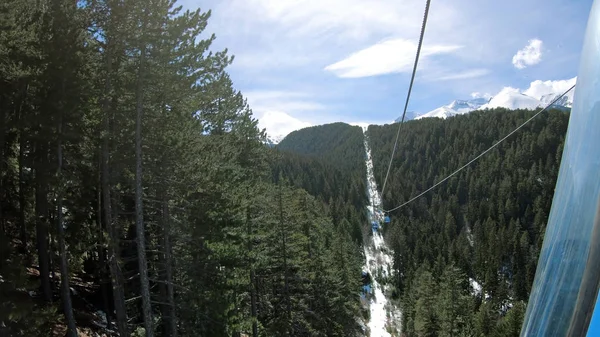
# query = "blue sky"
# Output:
<box><xmin>179</xmin><ymin>0</ymin><xmax>593</xmax><ymax>139</ymax></box>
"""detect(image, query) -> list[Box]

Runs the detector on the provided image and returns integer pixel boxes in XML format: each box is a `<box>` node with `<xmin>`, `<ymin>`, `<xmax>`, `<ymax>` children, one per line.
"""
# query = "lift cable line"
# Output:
<box><xmin>380</xmin><ymin>0</ymin><xmax>432</xmax><ymax>199</ymax></box>
<box><xmin>384</xmin><ymin>84</ymin><xmax>576</xmax><ymax>213</ymax></box>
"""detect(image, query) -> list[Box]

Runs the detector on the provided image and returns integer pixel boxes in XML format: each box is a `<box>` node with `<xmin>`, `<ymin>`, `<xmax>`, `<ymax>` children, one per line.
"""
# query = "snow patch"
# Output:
<box><xmin>469</xmin><ymin>278</ymin><xmax>482</xmax><ymax>296</ymax></box>
<box><xmin>94</xmin><ymin>310</ymin><xmax>108</xmax><ymax>328</ymax></box>
<box><xmin>469</xmin><ymin>278</ymin><xmax>491</xmax><ymax>300</ymax></box>
<box><xmin>465</xmin><ymin>226</ymin><xmax>474</xmax><ymax>247</ymax></box>
<box><xmin>362</xmin><ymin>130</ymin><xmax>402</xmax><ymax>336</ymax></box>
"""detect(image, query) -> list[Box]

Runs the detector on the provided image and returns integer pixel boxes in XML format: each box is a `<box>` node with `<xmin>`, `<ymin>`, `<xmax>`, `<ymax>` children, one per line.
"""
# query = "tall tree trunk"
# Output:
<box><xmin>17</xmin><ymin>85</ymin><xmax>28</xmax><ymax>252</ymax></box>
<box><xmin>278</xmin><ymin>186</ymin><xmax>291</xmax><ymax>336</ymax></box>
<box><xmin>0</xmin><ymin>90</ymin><xmax>5</xmax><ymax>235</ymax></box>
<box><xmin>35</xmin><ymin>142</ymin><xmax>52</xmax><ymax>302</ymax></box>
<box><xmin>247</xmin><ymin>202</ymin><xmax>258</xmax><ymax>337</ymax></box>
<box><xmin>101</xmin><ymin>39</ymin><xmax>129</xmax><ymax>337</ymax></box>
<box><xmin>19</xmin><ymin>111</ymin><xmax>27</xmax><ymax>251</ymax></box>
<box><xmin>135</xmin><ymin>33</ymin><xmax>154</xmax><ymax>337</ymax></box>
<box><xmin>97</xmin><ymin>161</ymin><xmax>112</xmax><ymax>330</ymax></box>
<box><xmin>56</xmin><ymin>103</ymin><xmax>78</xmax><ymax>336</ymax></box>
<box><xmin>0</xmin><ymin>87</ymin><xmax>5</xmax><ymax>266</ymax></box>
<box><xmin>159</xmin><ymin>192</ymin><xmax>176</xmax><ymax>337</ymax></box>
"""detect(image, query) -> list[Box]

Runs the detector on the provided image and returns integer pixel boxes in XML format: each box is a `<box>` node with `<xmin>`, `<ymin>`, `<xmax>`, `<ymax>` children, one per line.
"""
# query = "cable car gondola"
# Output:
<box><xmin>371</xmin><ymin>221</ymin><xmax>379</xmax><ymax>231</ymax></box>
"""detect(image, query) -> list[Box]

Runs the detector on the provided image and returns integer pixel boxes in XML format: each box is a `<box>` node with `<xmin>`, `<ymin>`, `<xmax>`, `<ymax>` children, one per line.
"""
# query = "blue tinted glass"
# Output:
<box><xmin>521</xmin><ymin>1</ymin><xmax>600</xmax><ymax>335</ymax></box>
<box><xmin>587</xmin><ymin>293</ymin><xmax>600</xmax><ymax>337</ymax></box>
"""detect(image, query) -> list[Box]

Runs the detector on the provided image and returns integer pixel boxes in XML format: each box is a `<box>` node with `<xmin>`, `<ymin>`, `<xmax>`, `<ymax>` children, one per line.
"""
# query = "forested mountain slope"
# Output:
<box><xmin>0</xmin><ymin>1</ymin><xmax>363</xmax><ymax>336</ymax></box>
<box><xmin>368</xmin><ymin>108</ymin><xmax>569</xmax><ymax>336</ymax></box>
<box><xmin>272</xmin><ymin>123</ymin><xmax>369</xmax><ymax>244</ymax></box>
<box><xmin>278</xmin><ymin>122</ymin><xmax>366</xmax><ymax>173</ymax></box>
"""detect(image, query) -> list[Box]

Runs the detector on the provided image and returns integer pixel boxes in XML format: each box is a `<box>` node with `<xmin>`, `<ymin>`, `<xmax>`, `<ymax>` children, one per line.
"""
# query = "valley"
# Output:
<box><xmin>362</xmin><ymin>128</ymin><xmax>402</xmax><ymax>336</ymax></box>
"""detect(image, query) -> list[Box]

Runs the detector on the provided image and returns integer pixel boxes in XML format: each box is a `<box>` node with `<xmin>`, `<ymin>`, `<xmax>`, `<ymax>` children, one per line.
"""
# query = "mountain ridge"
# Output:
<box><xmin>413</xmin><ymin>79</ymin><xmax>575</xmax><ymax>120</ymax></box>
<box><xmin>415</xmin><ymin>97</ymin><xmax>490</xmax><ymax>120</ymax></box>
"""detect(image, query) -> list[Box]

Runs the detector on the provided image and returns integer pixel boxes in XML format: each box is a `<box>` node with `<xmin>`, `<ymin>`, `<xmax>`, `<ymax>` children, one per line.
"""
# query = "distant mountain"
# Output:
<box><xmin>415</xmin><ymin>97</ymin><xmax>489</xmax><ymax>120</ymax></box>
<box><xmin>394</xmin><ymin>111</ymin><xmax>420</xmax><ymax>122</ymax></box>
<box><xmin>540</xmin><ymin>92</ymin><xmax>573</xmax><ymax>109</ymax></box>
<box><xmin>272</xmin><ymin>121</ymin><xmax>368</xmax><ymax>214</ymax></box>
<box><xmin>413</xmin><ymin>84</ymin><xmax>574</xmax><ymax>121</ymax></box>
<box><xmin>480</xmin><ymin>89</ymin><xmax>540</xmax><ymax>110</ymax></box>
<box><xmin>265</xmin><ymin>134</ymin><xmax>286</xmax><ymax>147</ymax></box>
<box><xmin>525</xmin><ymin>77</ymin><xmax>576</xmax><ymax>109</ymax></box>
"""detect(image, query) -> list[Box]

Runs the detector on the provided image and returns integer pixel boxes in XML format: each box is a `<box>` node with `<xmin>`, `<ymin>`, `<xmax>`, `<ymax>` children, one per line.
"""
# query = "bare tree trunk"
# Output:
<box><xmin>35</xmin><ymin>142</ymin><xmax>52</xmax><ymax>302</ymax></box>
<box><xmin>15</xmin><ymin>85</ymin><xmax>28</xmax><ymax>252</ymax></box>
<box><xmin>96</xmin><ymin>160</ymin><xmax>112</xmax><ymax>330</ymax></box>
<box><xmin>278</xmin><ymin>186</ymin><xmax>291</xmax><ymax>336</ymax></box>
<box><xmin>56</xmin><ymin>104</ymin><xmax>78</xmax><ymax>336</ymax></box>
<box><xmin>101</xmin><ymin>39</ymin><xmax>129</xmax><ymax>337</ymax></box>
<box><xmin>247</xmin><ymin>202</ymin><xmax>258</xmax><ymax>337</ymax></box>
<box><xmin>49</xmin><ymin>223</ymin><xmax>56</xmax><ymax>282</ymax></box>
<box><xmin>135</xmin><ymin>33</ymin><xmax>154</xmax><ymax>337</ymax></box>
<box><xmin>0</xmin><ymin>88</ymin><xmax>5</xmax><ymax>264</ymax></box>
<box><xmin>159</xmin><ymin>192</ymin><xmax>176</xmax><ymax>337</ymax></box>
<box><xmin>19</xmin><ymin>112</ymin><xmax>27</xmax><ymax>251</ymax></box>
<box><xmin>0</xmin><ymin>91</ymin><xmax>5</xmax><ymax>235</ymax></box>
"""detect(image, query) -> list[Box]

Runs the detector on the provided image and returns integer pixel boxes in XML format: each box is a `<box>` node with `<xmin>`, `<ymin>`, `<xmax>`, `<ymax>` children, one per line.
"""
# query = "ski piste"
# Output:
<box><xmin>361</xmin><ymin>127</ymin><xmax>402</xmax><ymax>336</ymax></box>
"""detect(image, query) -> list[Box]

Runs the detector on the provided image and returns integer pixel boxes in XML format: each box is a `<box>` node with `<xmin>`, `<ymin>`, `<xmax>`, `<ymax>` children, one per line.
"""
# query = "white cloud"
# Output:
<box><xmin>244</xmin><ymin>90</ymin><xmax>326</xmax><ymax>113</ymax></box>
<box><xmin>436</xmin><ymin>69</ymin><xmax>490</xmax><ymax>81</ymax></box>
<box><xmin>217</xmin><ymin>0</ymin><xmax>434</xmax><ymax>42</ymax></box>
<box><xmin>258</xmin><ymin>111</ymin><xmax>312</xmax><ymax>140</ymax></box>
<box><xmin>187</xmin><ymin>0</ymin><xmax>585</xmax><ymax>124</ymax></box>
<box><xmin>480</xmin><ymin>77</ymin><xmax>576</xmax><ymax>110</ymax></box>
<box><xmin>244</xmin><ymin>90</ymin><xmax>322</xmax><ymax>139</ymax></box>
<box><xmin>523</xmin><ymin>77</ymin><xmax>576</xmax><ymax>100</ymax></box>
<box><xmin>495</xmin><ymin>86</ymin><xmax>521</xmax><ymax>95</ymax></box>
<box><xmin>324</xmin><ymin>39</ymin><xmax>462</xmax><ymax>78</ymax></box>
<box><xmin>205</xmin><ymin>0</ymin><xmax>465</xmax><ymax>73</ymax></box>
<box><xmin>471</xmin><ymin>92</ymin><xmax>493</xmax><ymax>99</ymax></box>
<box><xmin>512</xmin><ymin>39</ymin><xmax>543</xmax><ymax>69</ymax></box>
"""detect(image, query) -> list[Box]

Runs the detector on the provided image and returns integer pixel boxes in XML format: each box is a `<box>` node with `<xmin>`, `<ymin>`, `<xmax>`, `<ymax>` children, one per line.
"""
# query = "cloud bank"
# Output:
<box><xmin>523</xmin><ymin>77</ymin><xmax>576</xmax><ymax>100</ymax></box>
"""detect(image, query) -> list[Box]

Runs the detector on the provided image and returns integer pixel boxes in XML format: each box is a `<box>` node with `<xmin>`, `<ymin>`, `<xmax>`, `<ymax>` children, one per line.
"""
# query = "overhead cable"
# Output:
<box><xmin>381</xmin><ymin>0</ymin><xmax>432</xmax><ymax>198</ymax></box>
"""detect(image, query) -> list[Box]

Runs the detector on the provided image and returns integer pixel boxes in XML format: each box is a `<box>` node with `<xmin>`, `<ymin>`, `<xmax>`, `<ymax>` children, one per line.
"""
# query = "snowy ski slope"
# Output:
<box><xmin>361</xmin><ymin>127</ymin><xmax>402</xmax><ymax>336</ymax></box>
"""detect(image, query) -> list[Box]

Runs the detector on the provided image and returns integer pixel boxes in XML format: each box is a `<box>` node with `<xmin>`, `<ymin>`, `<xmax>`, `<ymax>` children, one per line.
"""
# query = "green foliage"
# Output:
<box><xmin>368</xmin><ymin>109</ymin><xmax>569</xmax><ymax>336</ymax></box>
<box><xmin>272</xmin><ymin>122</ymin><xmax>368</xmax><ymax>245</ymax></box>
<box><xmin>278</xmin><ymin>122</ymin><xmax>366</xmax><ymax>173</ymax></box>
<box><xmin>0</xmin><ymin>1</ymin><xmax>364</xmax><ymax>336</ymax></box>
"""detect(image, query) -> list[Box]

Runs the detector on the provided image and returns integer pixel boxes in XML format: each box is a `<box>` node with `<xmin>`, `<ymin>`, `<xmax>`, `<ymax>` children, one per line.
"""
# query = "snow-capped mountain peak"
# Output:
<box><xmin>540</xmin><ymin>92</ymin><xmax>573</xmax><ymax>108</ymax></box>
<box><xmin>480</xmin><ymin>87</ymin><xmax>540</xmax><ymax>110</ymax></box>
<box><xmin>412</xmin><ymin>79</ymin><xmax>575</xmax><ymax>121</ymax></box>
<box><xmin>415</xmin><ymin>97</ymin><xmax>489</xmax><ymax>120</ymax></box>
<box><xmin>265</xmin><ymin>134</ymin><xmax>285</xmax><ymax>147</ymax></box>
<box><xmin>447</xmin><ymin>98</ymin><xmax>489</xmax><ymax>110</ymax></box>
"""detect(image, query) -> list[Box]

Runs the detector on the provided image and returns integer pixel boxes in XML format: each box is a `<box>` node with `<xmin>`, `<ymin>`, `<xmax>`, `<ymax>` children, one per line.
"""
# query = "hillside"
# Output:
<box><xmin>277</xmin><ymin>123</ymin><xmax>366</xmax><ymax>173</ymax></box>
<box><xmin>368</xmin><ymin>108</ymin><xmax>569</xmax><ymax>336</ymax></box>
<box><xmin>270</xmin><ymin>123</ymin><xmax>369</xmax><ymax>244</ymax></box>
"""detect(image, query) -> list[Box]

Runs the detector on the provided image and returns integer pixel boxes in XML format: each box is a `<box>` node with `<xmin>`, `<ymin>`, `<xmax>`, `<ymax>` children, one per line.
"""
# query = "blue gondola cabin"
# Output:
<box><xmin>384</xmin><ymin>215</ymin><xmax>390</xmax><ymax>223</ymax></box>
<box><xmin>372</xmin><ymin>221</ymin><xmax>379</xmax><ymax>231</ymax></box>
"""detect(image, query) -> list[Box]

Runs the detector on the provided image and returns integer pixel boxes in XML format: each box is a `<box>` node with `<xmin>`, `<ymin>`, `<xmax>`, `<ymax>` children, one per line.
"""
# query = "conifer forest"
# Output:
<box><xmin>0</xmin><ymin>0</ymin><xmax>572</xmax><ymax>336</ymax></box>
